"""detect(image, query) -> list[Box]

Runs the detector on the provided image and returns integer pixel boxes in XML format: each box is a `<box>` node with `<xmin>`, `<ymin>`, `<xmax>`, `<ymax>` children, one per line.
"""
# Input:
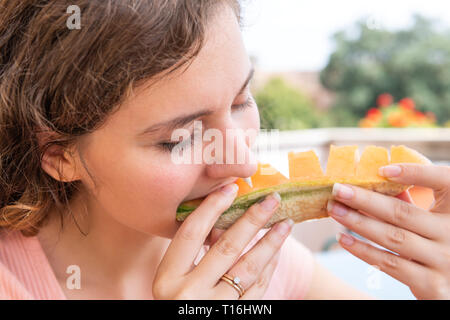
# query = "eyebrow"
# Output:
<box><xmin>137</xmin><ymin>67</ymin><xmax>255</xmax><ymax>137</ymax></box>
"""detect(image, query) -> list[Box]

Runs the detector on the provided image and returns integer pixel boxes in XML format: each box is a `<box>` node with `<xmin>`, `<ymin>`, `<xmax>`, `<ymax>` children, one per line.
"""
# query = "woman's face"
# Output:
<box><xmin>71</xmin><ymin>7</ymin><xmax>259</xmax><ymax>239</ymax></box>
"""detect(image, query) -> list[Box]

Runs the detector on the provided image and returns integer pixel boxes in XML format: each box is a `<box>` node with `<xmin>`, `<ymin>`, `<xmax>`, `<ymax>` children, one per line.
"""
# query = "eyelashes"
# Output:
<box><xmin>158</xmin><ymin>96</ymin><xmax>254</xmax><ymax>152</ymax></box>
<box><xmin>159</xmin><ymin>132</ymin><xmax>195</xmax><ymax>152</ymax></box>
<box><xmin>232</xmin><ymin>95</ymin><xmax>253</xmax><ymax>111</ymax></box>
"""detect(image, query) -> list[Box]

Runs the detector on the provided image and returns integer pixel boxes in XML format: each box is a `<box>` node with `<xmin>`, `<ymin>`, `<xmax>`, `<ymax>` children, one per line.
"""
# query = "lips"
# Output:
<box><xmin>182</xmin><ymin>177</ymin><xmax>239</xmax><ymax>203</ymax></box>
<box><xmin>207</xmin><ymin>177</ymin><xmax>239</xmax><ymax>195</ymax></box>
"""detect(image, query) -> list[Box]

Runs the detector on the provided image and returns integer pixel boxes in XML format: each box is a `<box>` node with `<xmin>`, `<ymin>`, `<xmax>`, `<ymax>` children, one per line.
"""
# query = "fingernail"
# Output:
<box><xmin>379</xmin><ymin>165</ymin><xmax>402</xmax><ymax>177</ymax></box>
<box><xmin>327</xmin><ymin>200</ymin><xmax>348</xmax><ymax>217</ymax></box>
<box><xmin>221</xmin><ymin>183</ymin><xmax>238</xmax><ymax>195</ymax></box>
<box><xmin>332</xmin><ymin>183</ymin><xmax>354</xmax><ymax>200</ymax></box>
<box><xmin>336</xmin><ymin>233</ymin><xmax>354</xmax><ymax>246</ymax></box>
<box><xmin>275</xmin><ymin>218</ymin><xmax>294</xmax><ymax>235</ymax></box>
<box><xmin>260</xmin><ymin>192</ymin><xmax>281</xmax><ymax>211</ymax></box>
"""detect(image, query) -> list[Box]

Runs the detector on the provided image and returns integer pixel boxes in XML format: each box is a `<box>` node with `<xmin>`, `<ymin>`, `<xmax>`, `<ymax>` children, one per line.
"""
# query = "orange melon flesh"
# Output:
<box><xmin>356</xmin><ymin>146</ymin><xmax>389</xmax><ymax>181</ymax></box>
<box><xmin>235</xmin><ymin>163</ymin><xmax>289</xmax><ymax>197</ymax></box>
<box><xmin>390</xmin><ymin>145</ymin><xmax>431</xmax><ymax>164</ymax></box>
<box><xmin>325</xmin><ymin>145</ymin><xmax>359</xmax><ymax>179</ymax></box>
<box><xmin>288</xmin><ymin>150</ymin><xmax>324</xmax><ymax>181</ymax></box>
<box><xmin>390</xmin><ymin>145</ymin><xmax>434</xmax><ymax>210</ymax></box>
<box><xmin>176</xmin><ymin>145</ymin><xmax>430</xmax><ymax>229</ymax></box>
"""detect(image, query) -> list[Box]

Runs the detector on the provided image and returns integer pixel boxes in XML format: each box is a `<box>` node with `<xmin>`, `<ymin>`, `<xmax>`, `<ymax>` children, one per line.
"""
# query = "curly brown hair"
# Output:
<box><xmin>0</xmin><ymin>0</ymin><xmax>242</xmax><ymax>236</ymax></box>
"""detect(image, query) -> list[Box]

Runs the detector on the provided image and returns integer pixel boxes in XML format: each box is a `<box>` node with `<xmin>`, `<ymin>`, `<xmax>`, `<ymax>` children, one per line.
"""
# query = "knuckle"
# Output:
<box><xmin>265</xmin><ymin>229</ymin><xmax>285</xmax><ymax>250</ymax></box>
<box><xmin>214</xmin><ymin>236</ymin><xmax>240</xmax><ymax>257</ymax></box>
<box><xmin>406</xmin><ymin>164</ymin><xmax>419</xmax><ymax>177</ymax></box>
<box><xmin>440</xmin><ymin>247</ymin><xmax>450</xmax><ymax>270</ymax></box>
<box><xmin>386</xmin><ymin>226</ymin><xmax>406</xmax><ymax>247</ymax></box>
<box><xmin>349</xmin><ymin>210</ymin><xmax>364</xmax><ymax>228</ymax></box>
<box><xmin>380</xmin><ymin>253</ymin><xmax>399</xmax><ymax>270</ymax></box>
<box><xmin>255</xmin><ymin>274</ymin><xmax>269</xmax><ymax>289</ymax></box>
<box><xmin>427</xmin><ymin>273</ymin><xmax>449</xmax><ymax>299</ymax></box>
<box><xmin>178</xmin><ymin>224</ymin><xmax>202</xmax><ymax>241</ymax></box>
<box><xmin>392</xmin><ymin>199</ymin><xmax>412</xmax><ymax>225</ymax></box>
<box><xmin>173</xmin><ymin>288</ymin><xmax>194</xmax><ymax>300</ymax></box>
<box><xmin>240</xmin><ymin>255</ymin><xmax>260</xmax><ymax>276</ymax></box>
<box><xmin>152</xmin><ymin>277</ymin><xmax>170</xmax><ymax>299</ymax></box>
<box><xmin>207</xmin><ymin>192</ymin><xmax>233</xmax><ymax>210</ymax></box>
<box><xmin>244</xmin><ymin>205</ymin><xmax>268</xmax><ymax>228</ymax></box>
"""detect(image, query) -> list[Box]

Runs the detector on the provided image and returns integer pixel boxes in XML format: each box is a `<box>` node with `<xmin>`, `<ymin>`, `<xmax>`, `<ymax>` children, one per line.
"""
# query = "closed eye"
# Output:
<box><xmin>158</xmin><ymin>96</ymin><xmax>254</xmax><ymax>152</ymax></box>
<box><xmin>232</xmin><ymin>95</ymin><xmax>254</xmax><ymax>111</ymax></box>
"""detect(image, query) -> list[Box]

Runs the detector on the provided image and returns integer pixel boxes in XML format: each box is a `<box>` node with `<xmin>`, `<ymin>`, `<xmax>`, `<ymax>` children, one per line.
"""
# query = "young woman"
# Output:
<box><xmin>0</xmin><ymin>0</ymin><xmax>449</xmax><ymax>300</ymax></box>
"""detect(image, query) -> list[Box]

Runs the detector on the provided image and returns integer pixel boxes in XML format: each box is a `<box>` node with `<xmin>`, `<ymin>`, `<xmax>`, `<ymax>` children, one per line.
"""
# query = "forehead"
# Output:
<box><xmin>112</xmin><ymin>6</ymin><xmax>251</xmax><ymax>135</ymax></box>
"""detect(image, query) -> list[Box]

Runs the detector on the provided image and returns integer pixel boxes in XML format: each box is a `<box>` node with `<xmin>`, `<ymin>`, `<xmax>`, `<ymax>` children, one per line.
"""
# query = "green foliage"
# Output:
<box><xmin>253</xmin><ymin>77</ymin><xmax>326</xmax><ymax>130</ymax></box>
<box><xmin>320</xmin><ymin>15</ymin><xmax>450</xmax><ymax>125</ymax></box>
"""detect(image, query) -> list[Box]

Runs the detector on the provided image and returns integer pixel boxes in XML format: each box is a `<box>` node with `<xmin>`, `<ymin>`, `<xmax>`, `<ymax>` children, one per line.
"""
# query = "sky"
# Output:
<box><xmin>241</xmin><ymin>0</ymin><xmax>450</xmax><ymax>72</ymax></box>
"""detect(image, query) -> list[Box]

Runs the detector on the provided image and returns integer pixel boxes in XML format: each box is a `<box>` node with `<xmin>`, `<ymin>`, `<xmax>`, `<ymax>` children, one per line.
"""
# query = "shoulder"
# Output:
<box><xmin>0</xmin><ymin>231</ymin><xmax>35</xmax><ymax>299</ymax></box>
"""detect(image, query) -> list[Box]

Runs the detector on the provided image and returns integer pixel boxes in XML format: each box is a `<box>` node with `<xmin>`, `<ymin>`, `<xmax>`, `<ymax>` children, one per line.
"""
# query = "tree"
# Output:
<box><xmin>320</xmin><ymin>15</ymin><xmax>450</xmax><ymax>125</ymax></box>
<box><xmin>253</xmin><ymin>77</ymin><xmax>327</xmax><ymax>130</ymax></box>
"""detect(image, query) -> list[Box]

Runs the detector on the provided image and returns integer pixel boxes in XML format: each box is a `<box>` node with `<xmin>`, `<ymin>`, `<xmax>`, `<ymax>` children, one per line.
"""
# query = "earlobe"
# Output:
<box><xmin>41</xmin><ymin>145</ymin><xmax>80</xmax><ymax>182</ymax></box>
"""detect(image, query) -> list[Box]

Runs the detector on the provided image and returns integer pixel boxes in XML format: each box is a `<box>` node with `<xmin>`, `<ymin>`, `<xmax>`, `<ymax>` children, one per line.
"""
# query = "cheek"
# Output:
<box><xmin>133</xmin><ymin>162</ymin><xmax>196</xmax><ymax>205</ymax></box>
<box><xmin>237</xmin><ymin>103</ymin><xmax>261</xmax><ymax>143</ymax></box>
<box><xmin>83</xmin><ymin>147</ymin><xmax>200</xmax><ymax>238</ymax></box>
<box><xmin>239</xmin><ymin>100</ymin><xmax>260</xmax><ymax>132</ymax></box>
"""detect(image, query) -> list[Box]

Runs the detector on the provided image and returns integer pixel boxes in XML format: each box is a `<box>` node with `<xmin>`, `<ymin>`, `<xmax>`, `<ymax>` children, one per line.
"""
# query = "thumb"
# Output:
<box><xmin>380</xmin><ymin>164</ymin><xmax>450</xmax><ymax>213</ymax></box>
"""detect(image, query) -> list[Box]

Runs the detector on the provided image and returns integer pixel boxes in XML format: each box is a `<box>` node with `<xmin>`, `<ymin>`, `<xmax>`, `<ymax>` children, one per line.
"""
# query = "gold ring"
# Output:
<box><xmin>220</xmin><ymin>273</ymin><xmax>245</xmax><ymax>298</ymax></box>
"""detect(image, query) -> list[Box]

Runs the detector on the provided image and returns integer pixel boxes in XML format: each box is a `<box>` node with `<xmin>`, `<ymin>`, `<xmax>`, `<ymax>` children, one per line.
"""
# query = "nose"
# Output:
<box><xmin>205</xmin><ymin>125</ymin><xmax>258</xmax><ymax>180</ymax></box>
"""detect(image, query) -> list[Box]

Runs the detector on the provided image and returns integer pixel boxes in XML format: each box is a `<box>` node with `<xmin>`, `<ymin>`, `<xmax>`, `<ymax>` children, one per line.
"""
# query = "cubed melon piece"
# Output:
<box><xmin>390</xmin><ymin>145</ymin><xmax>431</xmax><ymax>165</ymax></box>
<box><xmin>325</xmin><ymin>145</ymin><xmax>359</xmax><ymax>179</ymax></box>
<box><xmin>356</xmin><ymin>146</ymin><xmax>389</xmax><ymax>181</ymax></box>
<box><xmin>288</xmin><ymin>150</ymin><xmax>324</xmax><ymax>180</ymax></box>
<box><xmin>236</xmin><ymin>163</ymin><xmax>288</xmax><ymax>197</ymax></box>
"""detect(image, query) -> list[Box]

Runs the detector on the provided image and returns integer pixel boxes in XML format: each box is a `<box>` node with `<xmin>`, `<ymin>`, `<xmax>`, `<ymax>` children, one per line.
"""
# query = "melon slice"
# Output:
<box><xmin>176</xmin><ymin>145</ymin><xmax>430</xmax><ymax>229</ymax></box>
<box><xmin>288</xmin><ymin>150</ymin><xmax>324</xmax><ymax>181</ymax></box>
<box><xmin>390</xmin><ymin>145</ymin><xmax>431</xmax><ymax>165</ymax></box>
<box><xmin>356</xmin><ymin>146</ymin><xmax>389</xmax><ymax>182</ymax></box>
<box><xmin>325</xmin><ymin>145</ymin><xmax>359</xmax><ymax>179</ymax></box>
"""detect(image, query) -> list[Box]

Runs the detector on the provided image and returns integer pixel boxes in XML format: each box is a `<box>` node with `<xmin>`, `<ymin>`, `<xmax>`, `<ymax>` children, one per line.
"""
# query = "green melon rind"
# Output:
<box><xmin>176</xmin><ymin>179</ymin><xmax>409</xmax><ymax>229</ymax></box>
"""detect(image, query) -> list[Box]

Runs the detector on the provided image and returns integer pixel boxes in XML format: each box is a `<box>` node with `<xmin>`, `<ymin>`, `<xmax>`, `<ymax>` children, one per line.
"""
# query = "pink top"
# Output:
<box><xmin>0</xmin><ymin>230</ymin><xmax>313</xmax><ymax>300</ymax></box>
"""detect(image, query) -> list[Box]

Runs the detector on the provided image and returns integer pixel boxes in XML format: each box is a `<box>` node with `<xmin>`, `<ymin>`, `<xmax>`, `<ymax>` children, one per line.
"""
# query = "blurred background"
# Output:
<box><xmin>240</xmin><ymin>0</ymin><xmax>450</xmax><ymax>299</ymax></box>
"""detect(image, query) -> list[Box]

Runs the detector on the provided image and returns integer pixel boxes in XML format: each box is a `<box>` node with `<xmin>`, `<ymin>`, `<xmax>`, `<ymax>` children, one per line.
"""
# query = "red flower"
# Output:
<box><xmin>415</xmin><ymin>111</ymin><xmax>426</xmax><ymax>119</ymax></box>
<box><xmin>376</xmin><ymin>93</ymin><xmax>393</xmax><ymax>107</ymax></box>
<box><xmin>399</xmin><ymin>98</ymin><xmax>415</xmax><ymax>110</ymax></box>
<box><xmin>366</xmin><ymin>107</ymin><xmax>382</xmax><ymax>120</ymax></box>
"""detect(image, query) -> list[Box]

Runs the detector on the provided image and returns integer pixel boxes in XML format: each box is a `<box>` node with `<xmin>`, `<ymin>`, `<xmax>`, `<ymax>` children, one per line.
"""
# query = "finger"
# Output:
<box><xmin>332</xmin><ymin>183</ymin><xmax>442</xmax><ymax>240</ymax></box>
<box><xmin>336</xmin><ymin>232</ymin><xmax>432</xmax><ymax>297</ymax></box>
<box><xmin>379</xmin><ymin>164</ymin><xmax>450</xmax><ymax>198</ymax></box>
<box><xmin>213</xmin><ymin>251</ymin><xmax>280</xmax><ymax>300</ymax></box>
<box><xmin>213</xmin><ymin>219</ymin><xmax>292</xmax><ymax>298</ymax></box>
<box><xmin>192</xmin><ymin>192</ymin><xmax>282</xmax><ymax>284</ymax></box>
<box><xmin>205</xmin><ymin>228</ymin><xmax>225</xmax><ymax>247</ymax></box>
<box><xmin>240</xmin><ymin>251</ymin><xmax>280</xmax><ymax>300</ymax></box>
<box><xmin>328</xmin><ymin>200</ymin><xmax>442</xmax><ymax>268</ymax></box>
<box><xmin>159</xmin><ymin>183</ymin><xmax>238</xmax><ymax>276</ymax></box>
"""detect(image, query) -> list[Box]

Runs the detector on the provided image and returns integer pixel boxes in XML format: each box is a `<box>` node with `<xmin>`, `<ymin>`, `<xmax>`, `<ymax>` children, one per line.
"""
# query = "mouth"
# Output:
<box><xmin>208</xmin><ymin>177</ymin><xmax>239</xmax><ymax>195</ymax></box>
<box><xmin>182</xmin><ymin>177</ymin><xmax>239</xmax><ymax>203</ymax></box>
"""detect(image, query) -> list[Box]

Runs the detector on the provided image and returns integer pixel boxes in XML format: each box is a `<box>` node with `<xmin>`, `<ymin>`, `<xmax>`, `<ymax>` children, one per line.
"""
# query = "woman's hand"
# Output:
<box><xmin>153</xmin><ymin>184</ymin><xmax>293</xmax><ymax>299</ymax></box>
<box><xmin>328</xmin><ymin>163</ymin><xmax>450</xmax><ymax>299</ymax></box>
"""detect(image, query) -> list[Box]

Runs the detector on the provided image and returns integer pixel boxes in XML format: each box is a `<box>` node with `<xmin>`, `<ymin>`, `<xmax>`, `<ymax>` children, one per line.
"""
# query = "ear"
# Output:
<box><xmin>40</xmin><ymin>144</ymin><xmax>81</xmax><ymax>182</ymax></box>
